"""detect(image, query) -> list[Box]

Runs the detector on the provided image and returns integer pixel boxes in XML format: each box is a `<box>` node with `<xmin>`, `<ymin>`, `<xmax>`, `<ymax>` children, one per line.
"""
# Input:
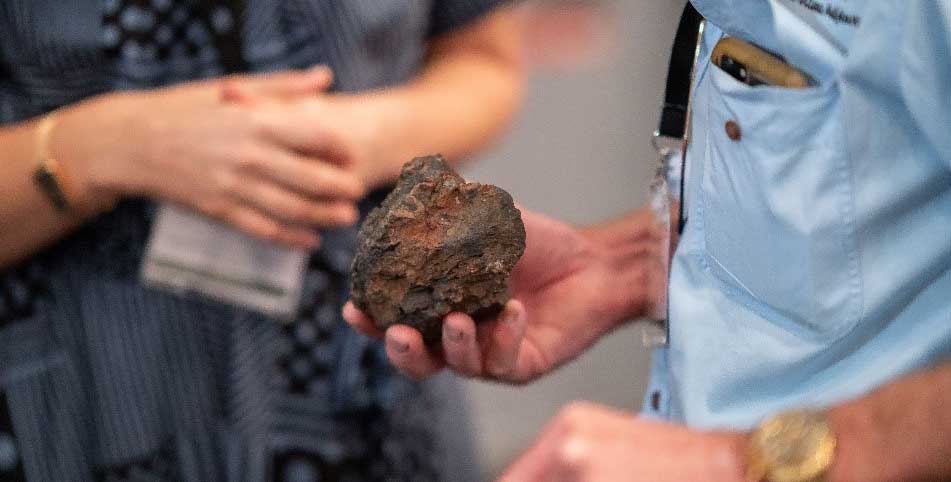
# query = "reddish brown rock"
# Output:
<box><xmin>350</xmin><ymin>155</ymin><xmax>526</xmax><ymax>343</ymax></box>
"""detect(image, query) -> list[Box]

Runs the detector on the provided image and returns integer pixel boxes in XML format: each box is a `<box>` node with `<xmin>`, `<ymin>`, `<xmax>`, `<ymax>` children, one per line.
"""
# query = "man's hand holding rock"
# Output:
<box><xmin>345</xmin><ymin>184</ymin><xmax>667</xmax><ymax>383</ymax></box>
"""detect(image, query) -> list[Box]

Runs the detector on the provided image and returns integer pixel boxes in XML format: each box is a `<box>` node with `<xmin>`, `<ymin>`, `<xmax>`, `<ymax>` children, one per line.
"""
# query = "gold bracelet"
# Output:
<box><xmin>32</xmin><ymin>111</ymin><xmax>82</xmax><ymax>213</ymax></box>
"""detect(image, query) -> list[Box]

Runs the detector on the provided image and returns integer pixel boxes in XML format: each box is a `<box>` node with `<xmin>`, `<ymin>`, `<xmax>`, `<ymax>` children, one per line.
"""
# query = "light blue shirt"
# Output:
<box><xmin>644</xmin><ymin>0</ymin><xmax>951</xmax><ymax>429</ymax></box>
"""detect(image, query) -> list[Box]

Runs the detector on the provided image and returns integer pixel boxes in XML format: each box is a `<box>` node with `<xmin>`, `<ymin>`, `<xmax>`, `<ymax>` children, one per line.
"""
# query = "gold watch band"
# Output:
<box><xmin>746</xmin><ymin>410</ymin><xmax>838</xmax><ymax>482</ymax></box>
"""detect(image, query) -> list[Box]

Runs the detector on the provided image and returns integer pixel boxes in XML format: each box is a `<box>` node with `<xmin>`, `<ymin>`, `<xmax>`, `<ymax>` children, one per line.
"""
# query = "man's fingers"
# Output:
<box><xmin>479</xmin><ymin>300</ymin><xmax>527</xmax><ymax>381</ymax></box>
<box><xmin>497</xmin><ymin>417</ymin><xmax>570</xmax><ymax>482</ymax></box>
<box><xmin>385</xmin><ymin>325</ymin><xmax>444</xmax><ymax>380</ymax></box>
<box><xmin>442</xmin><ymin>313</ymin><xmax>483</xmax><ymax>377</ymax></box>
<box><xmin>342</xmin><ymin>301</ymin><xmax>384</xmax><ymax>338</ymax></box>
<box><xmin>221</xmin><ymin>66</ymin><xmax>334</xmax><ymax>104</ymax></box>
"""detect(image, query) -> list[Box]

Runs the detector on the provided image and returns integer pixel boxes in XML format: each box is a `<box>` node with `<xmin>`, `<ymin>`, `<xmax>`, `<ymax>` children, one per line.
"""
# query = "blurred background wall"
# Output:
<box><xmin>458</xmin><ymin>0</ymin><xmax>684</xmax><ymax>478</ymax></box>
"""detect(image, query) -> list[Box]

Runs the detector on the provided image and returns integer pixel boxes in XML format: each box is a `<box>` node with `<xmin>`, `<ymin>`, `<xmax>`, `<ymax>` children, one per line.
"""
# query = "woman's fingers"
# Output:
<box><xmin>221</xmin><ymin>66</ymin><xmax>334</xmax><ymax>103</ymax></box>
<box><xmin>229</xmin><ymin>175</ymin><xmax>358</xmax><ymax>228</ymax></box>
<box><xmin>238</xmin><ymin>147</ymin><xmax>366</xmax><ymax>201</ymax></box>
<box><xmin>207</xmin><ymin>202</ymin><xmax>321</xmax><ymax>249</ymax></box>
<box><xmin>189</xmin><ymin>142</ymin><xmax>362</xmax><ymax>246</ymax></box>
<box><xmin>254</xmin><ymin>106</ymin><xmax>354</xmax><ymax>168</ymax></box>
<box><xmin>385</xmin><ymin>325</ymin><xmax>445</xmax><ymax>380</ymax></box>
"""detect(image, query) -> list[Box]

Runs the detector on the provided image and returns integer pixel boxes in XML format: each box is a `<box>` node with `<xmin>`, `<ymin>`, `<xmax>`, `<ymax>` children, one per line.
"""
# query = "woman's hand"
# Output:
<box><xmin>55</xmin><ymin>69</ymin><xmax>366</xmax><ymax>248</ymax></box>
<box><xmin>222</xmin><ymin>87</ymin><xmax>394</xmax><ymax>190</ymax></box>
<box><xmin>344</xmin><ymin>207</ymin><xmax>666</xmax><ymax>382</ymax></box>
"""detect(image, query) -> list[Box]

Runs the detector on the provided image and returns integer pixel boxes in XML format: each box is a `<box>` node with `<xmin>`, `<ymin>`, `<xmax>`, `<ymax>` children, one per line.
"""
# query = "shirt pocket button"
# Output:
<box><xmin>725</xmin><ymin>120</ymin><xmax>742</xmax><ymax>141</ymax></box>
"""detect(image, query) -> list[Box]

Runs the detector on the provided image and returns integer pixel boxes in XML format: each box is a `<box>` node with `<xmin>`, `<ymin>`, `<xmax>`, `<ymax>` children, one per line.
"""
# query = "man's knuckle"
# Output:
<box><xmin>556</xmin><ymin>434</ymin><xmax>591</xmax><ymax>473</ymax></box>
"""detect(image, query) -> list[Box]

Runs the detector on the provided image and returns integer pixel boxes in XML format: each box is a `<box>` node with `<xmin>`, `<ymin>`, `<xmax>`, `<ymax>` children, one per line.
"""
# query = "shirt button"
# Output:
<box><xmin>725</xmin><ymin>120</ymin><xmax>742</xmax><ymax>141</ymax></box>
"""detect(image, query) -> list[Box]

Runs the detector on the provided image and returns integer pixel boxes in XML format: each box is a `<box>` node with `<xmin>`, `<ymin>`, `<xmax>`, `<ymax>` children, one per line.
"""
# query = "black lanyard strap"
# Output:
<box><xmin>657</xmin><ymin>2</ymin><xmax>704</xmax><ymax>140</ymax></box>
<box><xmin>642</xmin><ymin>1</ymin><xmax>706</xmax><ymax>348</ymax></box>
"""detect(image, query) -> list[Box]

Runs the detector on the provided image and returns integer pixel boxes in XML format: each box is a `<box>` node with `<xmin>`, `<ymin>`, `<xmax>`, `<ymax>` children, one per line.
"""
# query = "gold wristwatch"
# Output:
<box><xmin>745</xmin><ymin>410</ymin><xmax>838</xmax><ymax>482</ymax></box>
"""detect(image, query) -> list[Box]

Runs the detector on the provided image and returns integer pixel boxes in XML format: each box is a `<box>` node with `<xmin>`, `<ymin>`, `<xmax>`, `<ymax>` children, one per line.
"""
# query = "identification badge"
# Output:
<box><xmin>141</xmin><ymin>204</ymin><xmax>307</xmax><ymax>320</ymax></box>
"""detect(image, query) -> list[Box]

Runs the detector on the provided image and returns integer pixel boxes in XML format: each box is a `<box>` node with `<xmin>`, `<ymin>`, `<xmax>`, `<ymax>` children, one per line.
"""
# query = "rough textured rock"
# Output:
<box><xmin>350</xmin><ymin>155</ymin><xmax>526</xmax><ymax>344</ymax></box>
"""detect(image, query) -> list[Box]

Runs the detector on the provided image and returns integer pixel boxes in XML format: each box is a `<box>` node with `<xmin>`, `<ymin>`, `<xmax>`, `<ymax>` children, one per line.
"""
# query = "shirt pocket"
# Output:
<box><xmin>0</xmin><ymin>318</ymin><xmax>93</xmax><ymax>482</ymax></box>
<box><xmin>696</xmin><ymin>61</ymin><xmax>862</xmax><ymax>340</ymax></box>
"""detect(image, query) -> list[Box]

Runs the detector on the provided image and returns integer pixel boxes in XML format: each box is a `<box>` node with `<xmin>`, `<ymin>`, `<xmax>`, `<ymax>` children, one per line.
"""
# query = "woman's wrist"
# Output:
<box><xmin>49</xmin><ymin>93</ymin><xmax>140</xmax><ymax>213</ymax></box>
<box><xmin>331</xmin><ymin>92</ymin><xmax>406</xmax><ymax>189</ymax></box>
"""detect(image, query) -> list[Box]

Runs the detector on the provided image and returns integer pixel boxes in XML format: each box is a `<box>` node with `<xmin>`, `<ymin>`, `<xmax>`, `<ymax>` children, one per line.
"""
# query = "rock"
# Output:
<box><xmin>350</xmin><ymin>155</ymin><xmax>526</xmax><ymax>344</ymax></box>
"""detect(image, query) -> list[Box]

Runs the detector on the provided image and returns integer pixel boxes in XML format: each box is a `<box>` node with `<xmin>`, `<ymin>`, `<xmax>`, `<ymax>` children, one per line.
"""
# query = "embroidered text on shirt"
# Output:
<box><xmin>785</xmin><ymin>0</ymin><xmax>861</xmax><ymax>26</ymax></box>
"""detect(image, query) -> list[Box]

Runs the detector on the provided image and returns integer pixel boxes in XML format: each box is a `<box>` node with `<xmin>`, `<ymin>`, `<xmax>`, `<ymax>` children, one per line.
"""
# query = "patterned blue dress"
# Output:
<box><xmin>0</xmin><ymin>1</ymin><xmax>504</xmax><ymax>481</ymax></box>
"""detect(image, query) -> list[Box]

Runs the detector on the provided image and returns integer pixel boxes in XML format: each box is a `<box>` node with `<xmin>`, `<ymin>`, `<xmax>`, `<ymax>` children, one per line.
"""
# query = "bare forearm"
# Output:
<box><xmin>828</xmin><ymin>361</ymin><xmax>951</xmax><ymax>482</ymax></box>
<box><xmin>355</xmin><ymin>7</ymin><xmax>526</xmax><ymax>187</ymax></box>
